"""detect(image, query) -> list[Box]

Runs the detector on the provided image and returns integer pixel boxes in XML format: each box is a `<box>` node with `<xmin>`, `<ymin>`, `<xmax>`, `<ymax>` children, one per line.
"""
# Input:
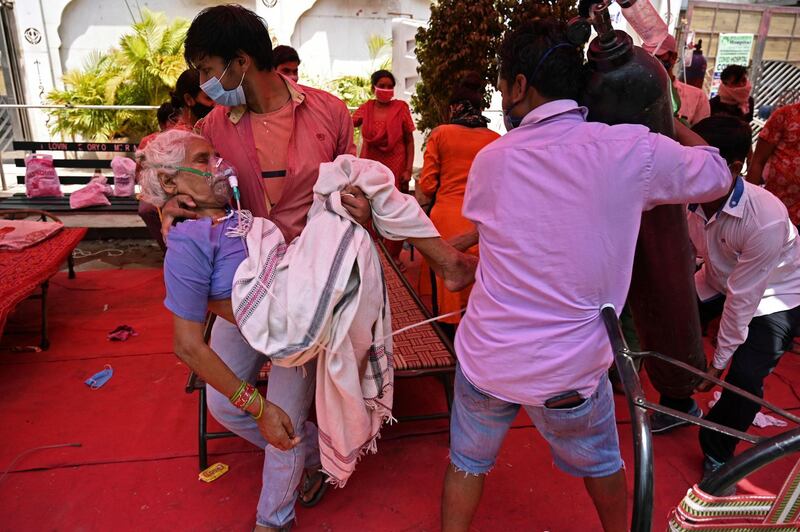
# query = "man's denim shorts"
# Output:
<box><xmin>449</xmin><ymin>365</ymin><xmax>623</xmax><ymax>478</ymax></box>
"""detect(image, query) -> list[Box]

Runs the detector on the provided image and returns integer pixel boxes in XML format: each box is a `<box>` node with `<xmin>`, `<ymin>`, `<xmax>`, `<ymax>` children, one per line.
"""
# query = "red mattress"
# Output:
<box><xmin>0</xmin><ymin>226</ymin><xmax>86</xmax><ymax>337</ymax></box>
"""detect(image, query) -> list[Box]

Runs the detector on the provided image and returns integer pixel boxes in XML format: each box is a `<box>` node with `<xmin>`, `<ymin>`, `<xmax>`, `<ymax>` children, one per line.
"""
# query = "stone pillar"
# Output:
<box><xmin>14</xmin><ymin>0</ymin><xmax>69</xmax><ymax>140</ymax></box>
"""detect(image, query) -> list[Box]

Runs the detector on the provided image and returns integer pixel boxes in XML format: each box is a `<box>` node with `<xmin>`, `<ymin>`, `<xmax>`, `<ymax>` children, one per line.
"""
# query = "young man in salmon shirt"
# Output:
<box><xmin>158</xmin><ymin>5</ymin><xmax>370</xmax><ymax>531</ymax></box>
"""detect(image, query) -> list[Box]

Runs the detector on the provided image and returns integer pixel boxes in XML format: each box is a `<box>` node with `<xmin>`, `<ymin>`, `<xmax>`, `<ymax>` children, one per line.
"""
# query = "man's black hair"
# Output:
<box><xmin>170</xmin><ymin>69</ymin><xmax>201</xmax><ymax>110</ymax></box>
<box><xmin>371</xmin><ymin>70</ymin><xmax>395</xmax><ymax>88</ymax></box>
<box><xmin>692</xmin><ymin>116</ymin><xmax>752</xmax><ymax>164</ymax></box>
<box><xmin>184</xmin><ymin>4</ymin><xmax>273</xmax><ymax>71</ymax></box>
<box><xmin>156</xmin><ymin>102</ymin><xmax>176</xmax><ymax>128</ymax></box>
<box><xmin>498</xmin><ymin>18</ymin><xmax>587</xmax><ymax>101</ymax></box>
<box><xmin>720</xmin><ymin>64</ymin><xmax>748</xmax><ymax>85</ymax></box>
<box><xmin>273</xmin><ymin>45</ymin><xmax>300</xmax><ymax>66</ymax></box>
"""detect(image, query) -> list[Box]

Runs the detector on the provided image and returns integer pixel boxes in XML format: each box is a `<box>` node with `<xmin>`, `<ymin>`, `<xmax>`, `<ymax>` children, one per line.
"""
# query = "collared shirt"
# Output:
<box><xmin>456</xmin><ymin>99</ymin><xmax>731</xmax><ymax>406</ymax></box>
<box><xmin>675</xmin><ymin>80</ymin><xmax>710</xmax><ymax>126</ymax></box>
<box><xmin>196</xmin><ymin>78</ymin><xmax>356</xmax><ymax>242</ymax></box>
<box><xmin>687</xmin><ymin>178</ymin><xmax>800</xmax><ymax>370</ymax></box>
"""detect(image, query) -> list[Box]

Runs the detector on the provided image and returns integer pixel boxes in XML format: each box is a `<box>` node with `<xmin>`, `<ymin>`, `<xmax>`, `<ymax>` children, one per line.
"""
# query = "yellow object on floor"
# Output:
<box><xmin>198</xmin><ymin>462</ymin><xmax>229</xmax><ymax>483</ymax></box>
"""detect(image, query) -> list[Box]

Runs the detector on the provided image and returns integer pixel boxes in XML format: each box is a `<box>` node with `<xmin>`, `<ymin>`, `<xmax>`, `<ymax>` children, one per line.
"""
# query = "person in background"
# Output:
<box><xmin>683</xmin><ymin>40</ymin><xmax>708</xmax><ymax>89</ymax></box>
<box><xmin>710</xmin><ymin>64</ymin><xmax>754</xmax><ymax>122</ymax></box>
<box><xmin>170</xmin><ymin>68</ymin><xmax>216</xmax><ymax>128</ymax></box>
<box><xmin>747</xmin><ymin>102</ymin><xmax>800</xmax><ymax>225</ymax></box>
<box><xmin>273</xmin><ymin>45</ymin><xmax>300</xmax><ymax>83</ymax></box>
<box><xmin>440</xmin><ymin>19</ymin><xmax>731</xmax><ymax>532</ymax></box>
<box><xmin>416</xmin><ymin>72</ymin><xmax>499</xmax><ymax>338</ymax></box>
<box><xmin>138</xmin><ymin>102</ymin><xmax>177</xmax><ymax>151</ymax></box>
<box><xmin>353</xmin><ymin>70</ymin><xmax>415</xmax><ymax>264</ymax></box>
<box><xmin>684</xmin><ymin>116</ymin><xmax>800</xmax><ymax>492</ymax></box>
<box><xmin>136</xmin><ymin>101</ymin><xmax>179</xmax><ymax>251</ymax></box>
<box><xmin>162</xmin><ymin>6</ymin><xmax>365</xmax><ymax>532</ymax></box>
<box><xmin>654</xmin><ymin>35</ymin><xmax>710</xmax><ymax>126</ymax></box>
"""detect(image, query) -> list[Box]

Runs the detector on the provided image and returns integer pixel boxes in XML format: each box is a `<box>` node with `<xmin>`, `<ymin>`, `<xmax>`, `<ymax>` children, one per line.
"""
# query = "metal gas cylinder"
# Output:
<box><xmin>572</xmin><ymin>2</ymin><xmax>706</xmax><ymax>397</ymax></box>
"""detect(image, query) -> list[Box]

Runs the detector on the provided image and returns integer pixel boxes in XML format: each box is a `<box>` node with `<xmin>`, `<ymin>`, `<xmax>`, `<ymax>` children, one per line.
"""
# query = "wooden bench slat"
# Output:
<box><xmin>2</xmin><ymin>198</ymin><xmax>137</xmax><ymax>205</ymax></box>
<box><xmin>16</xmin><ymin>175</ymin><xmax>120</xmax><ymax>185</ymax></box>
<box><xmin>0</xmin><ymin>204</ymin><xmax>139</xmax><ymax>213</ymax></box>
<box><xmin>15</xmin><ymin>159</ymin><xmax>113</xmax><ymax>169</ymax></box>
<box><xmin>0</xmin><ymin>193</ymin><xmax>139</xmax><ymax>212</ymax></box>
<box><xmin>7</xmin><ymin>193</ymin><xmax>137</xmax><ymax>202</ymax></box>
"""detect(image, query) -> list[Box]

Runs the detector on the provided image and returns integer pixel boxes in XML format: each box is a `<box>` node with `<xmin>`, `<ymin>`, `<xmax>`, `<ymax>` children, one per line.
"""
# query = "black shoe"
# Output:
<box><xmin>650</xmin><ymin>400</ymin><xmax>703</xmax><ymax>434</ymax></box>
<box><xmin>701</xmin><ymin>456</ymin><xmax>736</xmax><ymax>496</ymax></box>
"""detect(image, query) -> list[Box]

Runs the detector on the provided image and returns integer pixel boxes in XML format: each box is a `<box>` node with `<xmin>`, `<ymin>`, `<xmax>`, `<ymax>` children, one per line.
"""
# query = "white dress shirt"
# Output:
<box><xmin>687</xmin><ymin>177</ymin><xmax>800</xmax><ymax>370</ymax></box>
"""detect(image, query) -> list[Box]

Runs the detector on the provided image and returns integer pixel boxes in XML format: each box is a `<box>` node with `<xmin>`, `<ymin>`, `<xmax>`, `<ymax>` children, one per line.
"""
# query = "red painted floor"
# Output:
<box><xmin>1</xmin><ymin>268</ymin><xmax>799</xmax><ymax>531</ymax></box>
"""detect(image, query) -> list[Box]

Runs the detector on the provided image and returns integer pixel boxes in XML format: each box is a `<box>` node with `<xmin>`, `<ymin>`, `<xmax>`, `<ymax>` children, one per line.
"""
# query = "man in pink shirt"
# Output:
<box><xmin>160</xmin><ymin>6</ymin><xmax>368</xmax><ymax>532</ymax></box>
<box><xmin>441</xmin><ymin>20</ymin><xmax>731</xmax><ymax>532</ymax></box>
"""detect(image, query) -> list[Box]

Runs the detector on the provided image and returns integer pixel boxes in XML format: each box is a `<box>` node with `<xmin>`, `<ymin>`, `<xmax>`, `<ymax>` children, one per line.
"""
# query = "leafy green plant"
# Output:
<box><xmin>366</xmin><ymin>34</ymin><xmax>392</xmax><ymax>72</ymax></box>
<box><xmin>326</xmin><ymin>34</ymin><xmax>392</xmax><ymax>109</ymax></box>
<box><xmin>326</xmin><ymin>75</ymin><xmax>372</xmax><ymax>109</ymax></box>
<box><xmin>412</xmin><ymin>0</ymin><xmax>577</xmax><ymax>135</ymax></box>
<box><xmin>47</xmin><ymin>52</ymin><xmax>122</xmax><ymax>140</ymax></box>
<box><xmin>46</xmin><ymin>9</ymin><xmax>189</xmax><ymax>141</ymax></box>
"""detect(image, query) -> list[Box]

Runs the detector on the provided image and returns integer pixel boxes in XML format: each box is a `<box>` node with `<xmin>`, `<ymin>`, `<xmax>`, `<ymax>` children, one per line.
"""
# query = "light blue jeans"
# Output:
<box><xmin>207</xmin><ymin>318</ymin><xmax>320</xmax><ymax>528</ymax></box>
<box><xmin>450</xmin><ymin>365</ymin><xmax>623</xmax><ymax>478</ymax></box>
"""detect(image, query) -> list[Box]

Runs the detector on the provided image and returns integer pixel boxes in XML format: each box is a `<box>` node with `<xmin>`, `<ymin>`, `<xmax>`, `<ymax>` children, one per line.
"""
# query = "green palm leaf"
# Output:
<box><xmin>46</xmin><ymin>7</ymin><xmax>189</xmax><ymax>140</ymax></box>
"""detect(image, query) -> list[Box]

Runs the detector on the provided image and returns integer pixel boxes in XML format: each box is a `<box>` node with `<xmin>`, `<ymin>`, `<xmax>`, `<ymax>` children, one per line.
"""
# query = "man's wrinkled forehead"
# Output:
<box><xmin>186</xmin><ymin>137</ymin><xmax>214</xmax><ymax>160</ymax></box>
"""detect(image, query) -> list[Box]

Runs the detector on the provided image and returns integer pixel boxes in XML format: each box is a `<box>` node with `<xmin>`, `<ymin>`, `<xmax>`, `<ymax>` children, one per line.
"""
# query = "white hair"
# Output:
<box><xmin>137</xmin><ymin>129</ymin><xmax>207</xmax><ymax>207</ymax></box>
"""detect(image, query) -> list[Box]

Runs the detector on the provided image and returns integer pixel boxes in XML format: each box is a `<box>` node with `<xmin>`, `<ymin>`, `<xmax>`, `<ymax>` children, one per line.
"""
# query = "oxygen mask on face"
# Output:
<box><xmin>207</xmin><ymin>157</ymin><xmax>236</xmax><ymax>207</ymax></box>
<box><xmin>164</xmin><ymin>156</ymin><xmax>234</xmax><ymax>207</ymax></box>
<box><xmin>207</xmin><ymin>158</ymin><xmax>251</xmax><ymax>242</ymax></box>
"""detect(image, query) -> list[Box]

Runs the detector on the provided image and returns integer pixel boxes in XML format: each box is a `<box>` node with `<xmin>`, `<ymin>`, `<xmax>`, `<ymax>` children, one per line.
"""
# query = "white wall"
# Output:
<box><xmin>15</xmin><ymin>0</ymin><xmax>70</xmax><ymax>140</ymax></box>
<box><xmin>291</xmin><ymin>0</ymin><xmax>429</xmax><ymax>80</ymax></box>
<box><xmin>16</xmin><ymin>0</ymin><xmax>432</xmax><ymax>141</ymax></box>
<box><xmin>58</xmin><ymin>0</ymin><xmax>259</xmax><ymax>72</ymax></box>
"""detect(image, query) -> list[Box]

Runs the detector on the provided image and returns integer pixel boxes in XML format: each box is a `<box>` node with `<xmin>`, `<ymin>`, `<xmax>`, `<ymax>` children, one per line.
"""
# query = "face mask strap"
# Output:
<box><xmin>502</xmin><ymin>42</ymin><xmax>573</xmax><ymax>119</ymax></box>
<box><xmin>528</xmin><ymin>42</ymin><xmax>574</xmax><ymax>85</ymax></box>
<box><xmin>176</xmin><ymin>166</ymin><xmax>213</xmax><ymax>178</ymax></box>
<box><xmin>219</xmin><ymin>61</ymin><xmax>232</xmax><ymax>81</ymax></box>
<box><xmin>221</xmin><ymin>60</ymin><xmax>246</xmax><ymax>89</ymax></box>
<box><xmin>155</xmin><ymin>164</ymin><xmax>212</xmax><ymax>178</ymax></box>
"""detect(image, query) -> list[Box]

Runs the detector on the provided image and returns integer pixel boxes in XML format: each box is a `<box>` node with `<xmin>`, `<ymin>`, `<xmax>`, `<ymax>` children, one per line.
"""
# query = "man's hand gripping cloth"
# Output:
<box><xmin>231</xmin><ymin>154</ymin><xmax>439</xmax><ymax>486</ymax></box>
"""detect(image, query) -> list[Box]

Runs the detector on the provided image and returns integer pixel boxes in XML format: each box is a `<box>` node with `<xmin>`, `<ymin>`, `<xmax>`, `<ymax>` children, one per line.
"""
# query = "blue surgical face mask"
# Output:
<box><xmin>85</xmin><ymin>364</ymin><xmax>113</xmax><ymax>390</ymax></box>
<box><xmin>200</xmin><ymin>61</ymin><xmax>247</xmax><ymax>107</ymax></box>
<box><xmin>503</xmin><ymin>109</ymin><xmax>524</xmax><ymax>131</ymax></box>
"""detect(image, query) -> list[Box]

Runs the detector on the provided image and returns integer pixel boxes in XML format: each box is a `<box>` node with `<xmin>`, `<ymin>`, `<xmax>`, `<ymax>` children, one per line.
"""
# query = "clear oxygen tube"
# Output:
<box><xmin>227</xmin><ymin>171</ymin><xmax>242</xmax><ymax>212</ymax></box>
<box><xmin>213</xmin><ymin>158</ymin><xmax>252</xmax><ymax>248</ymax></box>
